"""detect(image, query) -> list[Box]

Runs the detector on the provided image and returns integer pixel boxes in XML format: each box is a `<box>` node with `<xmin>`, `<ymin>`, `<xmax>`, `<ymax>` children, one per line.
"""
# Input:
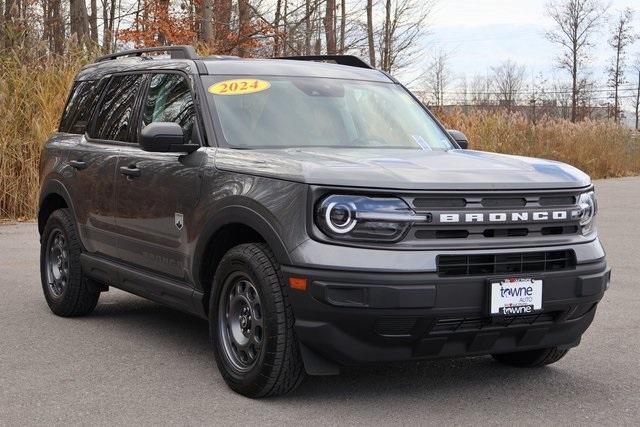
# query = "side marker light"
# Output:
<box><xmin>288</xmin><ymin>277</ymin><xmax>308</xmax><ymax>291</ymax></box>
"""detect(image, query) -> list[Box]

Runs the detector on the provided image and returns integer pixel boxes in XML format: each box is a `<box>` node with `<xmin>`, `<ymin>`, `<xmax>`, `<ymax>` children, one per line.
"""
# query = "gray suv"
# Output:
<box><xmin>38</xmin><ymin>46</ymin><xmax>610</xmax><ymax>397</ymax></box>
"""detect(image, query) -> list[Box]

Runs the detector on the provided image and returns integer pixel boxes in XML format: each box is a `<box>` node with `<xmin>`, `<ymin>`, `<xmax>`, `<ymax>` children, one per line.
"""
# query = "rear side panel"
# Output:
<box><xmin>64</xmin><ymin>138</ymin><xmax>119</xmax><ymax>257</ymax></box>
<box><xmin>40</xmin><ymin>75</ymin><xmax>119</xmax><ymax>257</ymax></box>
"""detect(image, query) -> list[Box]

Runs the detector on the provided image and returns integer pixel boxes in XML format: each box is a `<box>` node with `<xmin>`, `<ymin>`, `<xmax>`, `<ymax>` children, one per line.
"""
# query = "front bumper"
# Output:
<box><xmin>282</xmin><ymin>257</ymin><xmax>610</xmax><ymax>373</ymax></box>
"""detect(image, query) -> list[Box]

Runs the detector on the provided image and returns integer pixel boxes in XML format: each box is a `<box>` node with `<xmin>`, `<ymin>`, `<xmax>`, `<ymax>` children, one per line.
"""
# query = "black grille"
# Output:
<box><xmin>539</xmin><ymin>195</ymin><xmax>576</xmax><ymax>206</ymax></box>
<box><xmin>481</xmin><ymin>197</ymin><xmax>526</xmax><ymax>207</ymax></box>
<box><xmin>415</xmin><ymin>229</ymin><xmax>470</xmax><ymax>239</ymax></box>
<box><xmin>409</xmin><ymin>193</ymin><xmax>578</xmax><ymax>211</ymax></box>
<box><xmin>404</xmin><ymin>190</ymin><xmax>583</xmax><ymax>247</ymax></box>
<box><xmin>541</xmin><ymin>225</ymin><xmax>579</xmax><ymax>235</ymax></box>
<box><xmin>415</xmin><ymin>226</ymin><xmax>578</xmax><ymax>240</ymax></box>
<box><xmin>483</xmin><ymin>228</ymin><xmax>528</xmax><ymax>238</ymax></box>
<box><xmin>430</xmin><ymin>312</ymin><xmax>559</xmax><ymax>333</ymax></box>
<box><xmin>413</xmin><ymin>198</ymin><xmax>466</xmax><ymax>208</ymax></box>
<box><xmin>437</xmin><ymin>250</ymin><xmax>575</xmax><ymax>277</ymax></box>
<box><xmin>374</xmin><ymin>316</ymin><xmax>419</xmax><ymax>336</ymax></box>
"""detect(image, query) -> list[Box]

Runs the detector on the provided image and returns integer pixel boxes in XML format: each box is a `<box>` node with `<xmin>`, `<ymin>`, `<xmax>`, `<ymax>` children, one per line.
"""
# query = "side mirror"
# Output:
<box><xmin>447</xmin><ymin>129</ymin><xmax>469</xmax><ymax>149</ymax></box>
<box><xmin>140</xmin><ymin>122</ymin><xmax>198</xmax><ymax>153</ymax></box>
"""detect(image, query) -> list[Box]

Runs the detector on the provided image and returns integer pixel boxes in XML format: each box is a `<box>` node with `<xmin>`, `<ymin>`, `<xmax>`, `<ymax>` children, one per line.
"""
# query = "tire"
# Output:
<box><xmin>40</xmin><ymin>208</ymin><xmax>100</xmax><ymax>317</ymax></box>
<box><xmin>492</xmin><ymin>347</ymin><xmax>569</xmax><ymax>367</ymax></box>
<box><xmin>210</xmin><ymin>243</ymin><xmax>305</xmax><ymax>398</ymax></box>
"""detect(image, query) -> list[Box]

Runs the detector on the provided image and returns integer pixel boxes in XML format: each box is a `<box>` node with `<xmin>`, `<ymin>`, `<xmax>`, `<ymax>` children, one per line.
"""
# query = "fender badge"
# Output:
<box><xmin>175</xmin><ymin>213</ymin><xmax>184</xmax><ymax>231</ymax></box>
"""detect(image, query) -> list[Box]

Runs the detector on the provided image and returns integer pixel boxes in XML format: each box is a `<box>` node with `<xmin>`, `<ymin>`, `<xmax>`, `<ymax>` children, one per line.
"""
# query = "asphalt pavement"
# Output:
<box><xmin>1</xmin><ymin>176</ymin><xmax>639</xmax><ymax>426</ymax></box>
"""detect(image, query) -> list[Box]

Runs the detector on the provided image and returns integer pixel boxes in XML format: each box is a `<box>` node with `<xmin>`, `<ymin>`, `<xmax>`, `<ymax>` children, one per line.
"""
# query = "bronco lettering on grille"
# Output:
<box><xmin>439</xmin><ymin>210</ymin><xmax>571</xmax><ymax>224</ymax></box>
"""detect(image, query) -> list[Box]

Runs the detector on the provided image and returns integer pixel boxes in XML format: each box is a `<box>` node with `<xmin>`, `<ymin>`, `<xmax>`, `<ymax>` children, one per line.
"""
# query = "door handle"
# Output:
<box><xmin>120</xmin><ymin>165</ymin><xmax>141</xmax><ymax>178</ymax></box>
<box><xmin>69</xmin><ymin>160</ymin><xmax>87</xmax><ymax>170</ymax></box>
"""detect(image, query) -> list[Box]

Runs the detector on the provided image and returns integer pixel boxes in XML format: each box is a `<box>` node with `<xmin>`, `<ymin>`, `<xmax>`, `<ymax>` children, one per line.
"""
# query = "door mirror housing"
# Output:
<box><xmin>447</xmin><ymin>129</ymin><xmax>469</xmax><ymax>149</ymax></box>
<box><xmin>140</xmin><ymin>122</ymin><xmax>198</xmax><ymax>153</ymax></box>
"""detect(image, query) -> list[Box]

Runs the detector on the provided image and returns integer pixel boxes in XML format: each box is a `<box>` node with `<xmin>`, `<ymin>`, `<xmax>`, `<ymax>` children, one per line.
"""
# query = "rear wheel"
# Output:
<box><xmin>40</xmin><ymin>209</ymin><xmax>100</xmax><ymax>317</ymax></box>
<box><xmin>210</xmin><ymin>243</ymin><xmax>305</xmax><ymax>397</ymax></box>
<box><xmin>492</xmin><ymin>347</ymin><xmax>569</xmax><ymax>367</ymax></box>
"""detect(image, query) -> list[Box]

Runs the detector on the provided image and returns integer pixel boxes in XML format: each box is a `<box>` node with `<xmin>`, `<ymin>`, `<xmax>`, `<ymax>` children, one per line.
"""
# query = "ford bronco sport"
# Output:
<box><xmin>39</xmin><ymin>46</ymin><xmax>610</xmax><ymax>397</ymax></box>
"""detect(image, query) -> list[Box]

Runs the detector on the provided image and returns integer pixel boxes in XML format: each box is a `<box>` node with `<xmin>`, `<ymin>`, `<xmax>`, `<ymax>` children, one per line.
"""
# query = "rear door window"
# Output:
<box><xmin>59</xmin><ymin>80</ymin><xmax>105</xmax><ymax>134</ymax></box>
<box><xmin>91</xmin><ymin>74</ymin><xmax>145</xmax><ymax>142</ymax></box>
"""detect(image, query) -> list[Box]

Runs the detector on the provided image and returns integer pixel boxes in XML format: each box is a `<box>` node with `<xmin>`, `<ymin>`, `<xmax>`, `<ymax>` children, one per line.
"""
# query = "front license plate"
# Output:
<box><xmin>490</xmin><ymin>278</ymin><xmax>542</xmax><ymax>316</ymax></box>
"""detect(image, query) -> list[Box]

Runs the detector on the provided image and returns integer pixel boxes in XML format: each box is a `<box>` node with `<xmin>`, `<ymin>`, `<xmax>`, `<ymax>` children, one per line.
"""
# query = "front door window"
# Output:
<box><xmin>142</xmin><ymin>73</ymin><xmax>196</xmax><ymax>144</ymax></box>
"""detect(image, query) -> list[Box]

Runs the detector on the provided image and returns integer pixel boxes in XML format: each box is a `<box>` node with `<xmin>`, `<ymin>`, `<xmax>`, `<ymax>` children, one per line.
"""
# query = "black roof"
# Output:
<box><xmin>76</xmin><ymin>45</ymin><xmax>392</xmax><ymax>83</ymax></box>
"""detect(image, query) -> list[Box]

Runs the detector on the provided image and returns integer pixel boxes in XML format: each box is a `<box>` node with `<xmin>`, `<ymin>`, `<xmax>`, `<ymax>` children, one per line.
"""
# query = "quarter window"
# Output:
<box><xmin>59</xmin><ymin>80</ymin><xmax>104</xmax><ymax>134</ymax></box>
<box><xmin>92</xmin><ymin>74</ymin><xmax>145</xmax><ymax>142</ymax></box>
<box><xmin>142</xmin><ymin>73</ymin><xmax>195</xmax><ymax>144</ymax></box>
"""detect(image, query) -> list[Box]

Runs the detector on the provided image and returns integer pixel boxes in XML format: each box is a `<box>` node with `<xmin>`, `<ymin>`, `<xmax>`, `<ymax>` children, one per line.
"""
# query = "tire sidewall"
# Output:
<box><xmin>41</xmin><ymin>225</ymin><xmax>68</xmax><ymax>302</ymax></box>
<box><xmin>40</xmin><ymin>209</ymin><xmax>84</xmax><ymax>315</ymax></box>
<box><xmin>210</xmin><ymin>246</ymin><xmax>286</xmax><ymax>396</ymax></box>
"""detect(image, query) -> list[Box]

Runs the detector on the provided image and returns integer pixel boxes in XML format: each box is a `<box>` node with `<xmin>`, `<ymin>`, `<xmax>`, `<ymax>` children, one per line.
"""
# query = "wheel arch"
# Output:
<box><xmin>193</xmin><ymin>204</ymin><xmax>292</xmax><ymax>314</ymax></box>
<box><xmin>38</xmin><ymin>180</ymin><xmax>76</xmax><ymax>236</ymax></box>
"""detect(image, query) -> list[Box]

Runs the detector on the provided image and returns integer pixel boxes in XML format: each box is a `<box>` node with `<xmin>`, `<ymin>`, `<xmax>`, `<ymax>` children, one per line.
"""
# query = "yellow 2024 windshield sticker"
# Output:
<box><xmin>208</xmin><ymin>79</ymin><xmax>271</xmax><ymax>95</ymax></box>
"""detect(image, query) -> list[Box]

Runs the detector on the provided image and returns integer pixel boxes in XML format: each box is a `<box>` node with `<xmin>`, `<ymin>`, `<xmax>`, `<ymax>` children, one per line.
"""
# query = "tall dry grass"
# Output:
<box><xmin>0</xmin><ymin>58</ymin><xmax>638</xmax><ymax>220</ymax></box>
<box><xmin>438</xmin><ymin>108</ymin><xmax>640</xmax><ymax>179</ymax></box>
<box><xmin>0</xmin><ymin>52</ymin><xmax>86</xmax><ymax>220</ymax></box>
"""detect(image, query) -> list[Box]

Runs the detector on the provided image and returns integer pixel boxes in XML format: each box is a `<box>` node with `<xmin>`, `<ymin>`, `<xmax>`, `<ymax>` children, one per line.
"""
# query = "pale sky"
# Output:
<box><xmin>409</xmin><ymin>0</ymin><xmax>640</xmax><ymax>92</ymax></box>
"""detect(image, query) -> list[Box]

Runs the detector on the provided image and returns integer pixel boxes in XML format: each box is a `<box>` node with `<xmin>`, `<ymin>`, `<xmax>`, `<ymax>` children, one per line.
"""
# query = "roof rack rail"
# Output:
<box><xmin>275</xmin><ymin>55</ymin><xmax>374</xmax><ymax>70</ymax></box>
<box><xmin>202</xmin><ymin>54</ymin><xmax>241</xmax><ymax>60</ymax></box>
<box><xmin>95</xmin><ymin>45</ymin><xmax>198</xmax><ymax>62</ymax></box>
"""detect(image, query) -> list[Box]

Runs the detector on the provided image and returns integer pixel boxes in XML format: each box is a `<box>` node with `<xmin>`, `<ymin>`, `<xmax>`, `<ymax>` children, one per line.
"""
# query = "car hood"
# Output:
<box><xmin>214</xmin><ymin>147</ymin><xmax>591</xmax><ymax>190</ymax></box>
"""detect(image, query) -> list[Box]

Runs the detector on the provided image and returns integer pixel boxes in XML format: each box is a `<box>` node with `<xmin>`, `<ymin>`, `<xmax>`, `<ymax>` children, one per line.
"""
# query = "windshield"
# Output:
<box><xmin>204</xmin><ymin>76</ymin><xmax>454</xmax><ymax>150</ymax></box>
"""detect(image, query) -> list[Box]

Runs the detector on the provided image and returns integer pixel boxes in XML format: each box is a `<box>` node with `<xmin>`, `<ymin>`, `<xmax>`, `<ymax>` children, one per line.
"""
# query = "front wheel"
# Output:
<box><xmin>210</xmin><ymin>243</ymin><xmax>305</xmax><ymax>398</ymax></box>
<box><xmin>492</xmin><ymin>347</ymin><xmax>569</xmax><ymax>367</ymax></box>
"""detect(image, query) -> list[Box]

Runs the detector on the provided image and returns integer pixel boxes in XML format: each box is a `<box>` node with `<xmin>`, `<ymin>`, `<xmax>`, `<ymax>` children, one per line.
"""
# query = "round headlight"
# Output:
<box><xmin>325</xmin><ymin>201</ymin><xmax>357</xmax><ymax>234</ymax></box>
<box><xmin>574</xmin><ymin>191</ymin><xmax>597</xmax><ymax>235</ymax></box>
<box><xmin>577</xmin><ymin>191</ymin><xmax>596</xmax><ymax>225</ymax></box>
<box><xmin>315</xmin><ymin>195</ymin><xmax>425</xmax><ymax>242</ymax></box>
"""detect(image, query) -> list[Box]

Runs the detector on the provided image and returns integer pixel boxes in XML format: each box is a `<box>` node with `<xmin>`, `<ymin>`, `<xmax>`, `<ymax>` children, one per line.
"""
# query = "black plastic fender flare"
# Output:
<box><xmin>191</xmin><ymin>202</ymin><xmax>292</xmax><ymax>291</ymax></box>
<box><xmin>38</xmin><ymin>178</ymin><xmax>77</xmax><ymax>236</ymax></box>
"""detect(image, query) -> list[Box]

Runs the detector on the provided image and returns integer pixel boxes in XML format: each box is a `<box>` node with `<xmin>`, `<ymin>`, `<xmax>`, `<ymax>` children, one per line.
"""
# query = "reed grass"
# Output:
<box><xmin>0</xmin><ymin>52</ymin><xmax>86</xmax><ymax>220</ymax></box>
<box><xmin>438</xmin><ymin>108</ymin><xmax>640</xmax><ymax>179</ymax></box>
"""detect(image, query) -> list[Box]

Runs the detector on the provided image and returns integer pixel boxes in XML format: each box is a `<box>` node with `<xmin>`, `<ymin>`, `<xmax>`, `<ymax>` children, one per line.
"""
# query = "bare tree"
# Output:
<box><xmin>339</xmin><ymin>0</ymin><xmax>345</xmax><ymax>53</ymax></box>
<box><xmin>89</xmin><ymin>0</ymin><xmax>98</xmax><ymax>44</ymax></box>
<box><xmin>470</xmin><ymin>73</ymin><xmax>493</xmax><ymax>107</ymax></box>
<box><xmin>272</xmin><ymin>0</ymin><xmax>283</xmax><ymax>55</ymax></box>
<box><xmin>377</xmin><ymin>0</ymin><xmax>434</xmax><ymax>73</ymax></box>
<box><xmin>528</xmin><ymin>72</ymin><xmax>549</xmax><ymax>124</ymax></box>
<box><xmin>381</xmin><ymin>0</ymin><xmax>391</xmax><ymax>70</ymax></box>
<box><xmin>69</xmin><ymin>0</ymin><xmax>91</xmax><ymax>44</ymax></box>
<box><xmin>634</xmin><ymin>58</ymin><xmax>640</xmax><ymax>130</ymax></box>
<box><xmin>546</xmin><ymin>0</ymin><xmax>606</xmax><ymax>122</ymax></box>
<box><xmin>456</xmin><ymin>75</ymin><xmax>468</xmax><ymax>106</ymax></box>
<box><xmin>421</xmin><ymin>49</ymin><xmax>451</xmax><ymax>108</ymax></box>
<box><xmin>214</xmin><ymin>0</ymin><xmax>232</xmax><ymax>50</ymax></box>
<box><xmin>0</xmin><ymin>0</ymin><xmax>3</xmax><ymax>50</ymax></box>
<box><xmin>551</xmin><ymin>80</ymin><xmax>573</xmax><ymax>120</ymax></box>
<box><xmin>607</xmin><ymin>8</ymin><xmax>635</xmax><ymax>123</ymax></box>
<box><xmin>324</xmin><ymin>0</ymin><xmax>336</xmax><ymax>54</ymax></box>
<box><xmin>281</xmin><ymin>0</ymin><xmax>289</xmax><ymax>55</ymax></box>
<box><xmin>3</xmin><ymin>0</ymin><xmax>19</xmax><ymax>48</ymax></box>
<box><xmin>366</xmin><ymin>0</ymin><xmax>374</xmax><ymax>65</ymax></box>
<box><xmin>576</xmin><ymin>77</ymin><xmax>598</xmax><ymax>120</ymax></box>
<box><xmin>237</xmin><ymin>0</ymin><xmax>252</xmax><ymax>56</ymax></box>
<box><xmin>100</xmin><ymin>0</ymin><xmax>117</xmax><ymax>53</ymax></box>
<box><xmin>202</xmin><ymin>0</ymin><xmax>214</xmax><ymax>45</ymax></box>
<box><xmin>41</xmin><ymin>0</ymin><xmax>64</xmax><ymax>53</ymax></box>
<box><xmin>492</xmin><ymin>59</ymin><xmax>526</xmax><ymax>110</ymax></box>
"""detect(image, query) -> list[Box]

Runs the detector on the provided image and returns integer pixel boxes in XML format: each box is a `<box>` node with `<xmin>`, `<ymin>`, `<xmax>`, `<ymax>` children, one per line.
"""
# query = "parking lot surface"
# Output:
<box><xmin>1</xmin><ymin>176</ymin><xmax>639</xmax><ymax>426</ymax></box>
